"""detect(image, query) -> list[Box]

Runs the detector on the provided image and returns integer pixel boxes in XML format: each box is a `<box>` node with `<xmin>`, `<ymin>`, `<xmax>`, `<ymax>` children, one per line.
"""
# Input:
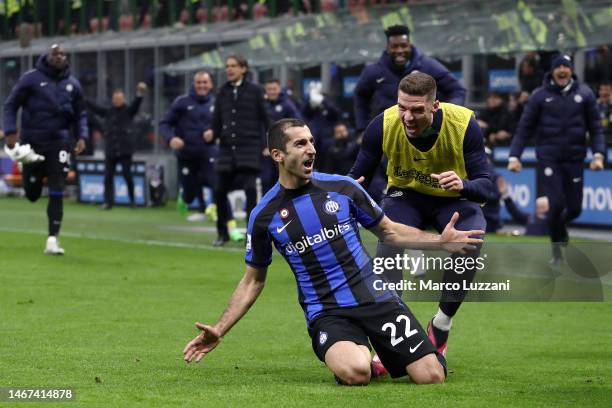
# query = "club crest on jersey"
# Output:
<box><xmin>280</xmin><ymin>208</ymin><xmax>289</xmax><ymax>219</ymax></box>
<box><xmin>319</xmin><ymin>331</ymin><xmax>328</xmax><ymax>345</ymax></box>
<box><xmin>323</xmin><ymin>199</ymin><xmax>340</xmax><ymax>215</ymax></box>
<box><xmin>66</xmin><ymin>84</ymin><xmax>74</xmax><ymax>92</ymax></box>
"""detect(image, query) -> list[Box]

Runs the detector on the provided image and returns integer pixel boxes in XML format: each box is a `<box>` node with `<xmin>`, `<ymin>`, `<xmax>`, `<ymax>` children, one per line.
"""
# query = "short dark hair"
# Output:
<box><xmin>384</xmin><ymin>25</ymin><xmax>410</xmax><ymax>41</ymax></box>
<box><xmin>265</xmin><ymin>78</ymin><xmax>281</xmax><ymax>85</ymax></box>
<box><xmin>267</xmin><ymin>118</ymin><xmax>307</xmax><ymax>152</ymax></box>
<box><xmin>226</xmin><ymin>54</ymin><xmax>249</xmax><ymax>70</ymax></box>
<box><xmin>599</xmin><ymin>81</ymin><xmax>612</xmax><ymax>88</ymax></box>
<box><xmin>398</xmin><ymin>72</ymin><xmax>436</xmax><ymax>101</ymax></box>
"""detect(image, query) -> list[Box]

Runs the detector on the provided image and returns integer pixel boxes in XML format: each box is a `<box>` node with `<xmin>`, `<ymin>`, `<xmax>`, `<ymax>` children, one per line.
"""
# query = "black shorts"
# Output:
<box><xmin>22</xmin><ymin>140</ymin><xmax>71</xmax><ymax>194</ymax></box>
<box><xmin>308</xmin><ymin>301</ymin><xmax>437</xmax><ymax>378</ymax></box>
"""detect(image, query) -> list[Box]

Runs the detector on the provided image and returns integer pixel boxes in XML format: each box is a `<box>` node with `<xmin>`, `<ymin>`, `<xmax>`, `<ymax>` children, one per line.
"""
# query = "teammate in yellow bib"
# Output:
<box><xmin>382</xmin><ymin>101</ymin><xmax>472</xmax><ymax>196</ymax></box>
<box><xmin>349</xmin><ymin>72</ymin><xmax>493</xmax><ymax>360</ymax></box>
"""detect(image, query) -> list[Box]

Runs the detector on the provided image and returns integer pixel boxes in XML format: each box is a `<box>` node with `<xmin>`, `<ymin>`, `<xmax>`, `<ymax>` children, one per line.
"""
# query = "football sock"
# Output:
<box><xmin>433</xmin><ymin>308</ymin><xmax>452</xmax><ymax>331</ymax></box>
<box><xmin>47</xmin><ymin>195</ymin><xmax>63</xmax><ymax>236</ymax></box>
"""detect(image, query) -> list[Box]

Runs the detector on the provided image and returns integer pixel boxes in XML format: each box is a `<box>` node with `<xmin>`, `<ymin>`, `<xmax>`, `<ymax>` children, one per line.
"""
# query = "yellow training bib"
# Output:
<box><xmin>382</xmin><ymin>102</ymin><xmax>473</xmax><ymax>197</ymax></box>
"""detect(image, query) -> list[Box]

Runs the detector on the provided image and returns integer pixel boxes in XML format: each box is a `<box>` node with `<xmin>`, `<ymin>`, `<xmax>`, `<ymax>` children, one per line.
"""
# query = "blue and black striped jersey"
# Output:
<box><xmin>245</xmin><ymin>172</ymin><xmax>398</xmax><ymax>324</ymax></box>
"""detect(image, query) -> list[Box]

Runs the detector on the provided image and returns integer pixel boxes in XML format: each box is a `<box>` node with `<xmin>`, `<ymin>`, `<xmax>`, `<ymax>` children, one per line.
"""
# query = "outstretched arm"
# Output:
<box><xmin>183</xmin><ymin>265</ymin><xmax>268</xmax><ymax>363</ymax></box>
<box><xmin>370</xmin><ymin>212</ymin><xmax>484</xmax><ymax>254</ymax></box>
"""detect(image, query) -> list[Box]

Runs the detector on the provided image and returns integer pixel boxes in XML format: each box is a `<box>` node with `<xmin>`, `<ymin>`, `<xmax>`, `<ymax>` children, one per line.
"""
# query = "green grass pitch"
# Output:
<box><xmin>0</xmin><ymin>197</ymin><xmax>610</xmax><ymax>407</ymax></box>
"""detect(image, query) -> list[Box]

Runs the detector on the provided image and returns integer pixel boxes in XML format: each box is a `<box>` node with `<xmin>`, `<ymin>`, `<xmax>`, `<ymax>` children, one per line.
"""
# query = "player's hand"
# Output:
<box><xmin>203</xmin><ymin>130</ymin><xmax>214</xmax><ymax>143</ymax></box>
<box><xmin>262</xmin><ymin>147</ymin><xmax>270</xmax><ymax>157</ymax></box>
<box><xmin>74</xmin><ymin>139</ymin><xmax>86</xmax><ymax>155</ymax></box>
<box><xmin>355</xmin><ymin>176</ymin><xmax>365</xmax><ymax>184</ymax></box>
<box><xmin>431</xmin><ymin>171</ymin><xmax>464</xmax><ymax>192</ymax></box>
<box><xmin>169</xmin><ymin>137</ymin><xmax>184</xmax><ymax>150</ymax></box>
<box><xmin>497</xmin><ymin>176</ymin><xmax>508</xmax><ymax>197</ymax></box>
<box><xmin>439</xmin><ymin>212</ymin><xmax>484</xmax><ymax>254</ymax></box>
<box><xmin>507</xmin><ymin>157</ymin><xmax>522</xmax><ymax>172</ymax></box>
<box><xmin>590</xmin><ymin>153</ymin><xmax>604</xmax><ymax>171</ymax></box>
<box><xmin>4</xmin><ymin>143</ymin><xmax>45</xmax><ymax>163</ymax></box>
<box><xmin>136</xmin><ymin>82</ymin><xmax>147</xmax><ymax>96</ymax></box>
<box><xmin>183</xmin><ymin>322</ymin><xmax>222</xmax><ymax>363</ymax></box>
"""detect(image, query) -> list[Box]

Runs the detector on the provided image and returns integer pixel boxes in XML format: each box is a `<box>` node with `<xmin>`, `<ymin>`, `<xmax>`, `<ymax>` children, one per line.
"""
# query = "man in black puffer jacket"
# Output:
<box><xmin>3</xmin><ymin>44</ymin><xmax>88</xmax><ymax>255</ymax></box>
<box><xmin>87</xmin><ymin>82</ymin><xmax>147</xmax><ymax>209</ymax></box>
<box><xmin>205</xmin><ymin>55</ymin><xmax>270</xmax><ymax>246</ymax></box>
<box><xmin>508</xmin><ymin>54</ymin><xmax>605</xmax><ymax>265</ymax></box>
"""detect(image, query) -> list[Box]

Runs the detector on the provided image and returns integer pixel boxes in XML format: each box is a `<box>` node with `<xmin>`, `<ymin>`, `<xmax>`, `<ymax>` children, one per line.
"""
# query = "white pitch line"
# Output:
<box><xmin>0</xmin><ymin>226</ymin><xmax>245</xmax><ymax>253</ymax></box>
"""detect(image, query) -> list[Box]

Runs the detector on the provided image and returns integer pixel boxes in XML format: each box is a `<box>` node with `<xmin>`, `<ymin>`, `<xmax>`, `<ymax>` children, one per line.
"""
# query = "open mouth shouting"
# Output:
<box><xmin>303</xmin><ymin>157</ymin><xmax>315</xmax><ymax>174</ymax></box>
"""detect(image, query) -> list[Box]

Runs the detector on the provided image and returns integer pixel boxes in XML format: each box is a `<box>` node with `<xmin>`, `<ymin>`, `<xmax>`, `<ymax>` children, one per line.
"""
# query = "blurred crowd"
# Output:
<box><xmin>4</xmin><ymin>0</ymin><xmax>433</xmax><ymax>39</ymax></box>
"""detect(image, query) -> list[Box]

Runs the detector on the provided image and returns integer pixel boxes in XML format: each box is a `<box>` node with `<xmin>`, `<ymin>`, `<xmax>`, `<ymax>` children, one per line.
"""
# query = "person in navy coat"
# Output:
<box><xmin>508</xmin><ymin>54</ymin><xmax>605</xmax><ymax>265</ymax></box>
<box><xmin>3</xmin><ymin>44</ymin><xmax>88</xmax><ymax>255</ymax></box>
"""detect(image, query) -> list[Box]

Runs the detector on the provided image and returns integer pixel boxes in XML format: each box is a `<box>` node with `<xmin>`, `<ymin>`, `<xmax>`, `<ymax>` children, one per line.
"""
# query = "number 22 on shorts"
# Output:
<box><xmin>382</xmin><ymin>314</ymin><xmax>417</xmax><ymax>347</ymax></box>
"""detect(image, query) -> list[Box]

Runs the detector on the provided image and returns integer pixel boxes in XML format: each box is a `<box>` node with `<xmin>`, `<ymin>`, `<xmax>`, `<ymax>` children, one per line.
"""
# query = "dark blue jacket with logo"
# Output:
<box><xmin>3</xmin><ymin>54</ymin><xmax>88</xmax><ymax>145</ymax></box>
<box><xmin>264</xmin><ymin>91</ymin><xmax>302</xmax><ymax>122</ymax></box>
<box><xmin>354</xmin><ymin>47</ymin><xmax>466</xmax><ymax>131</ymax></box>
<box><xmin>159</xmin><ymin>87</ymin><xmax>215</xmax><ymax>160</ymax></box>
<box><xmin>510</xmin><ymin>73</ymin><xmax>605</xmax><ymax>161</ymax></box>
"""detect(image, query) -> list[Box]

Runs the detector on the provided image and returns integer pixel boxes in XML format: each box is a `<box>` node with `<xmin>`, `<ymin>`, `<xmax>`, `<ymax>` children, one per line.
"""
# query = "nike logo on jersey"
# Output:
<box><xmin>40</xmin><ymin>82</ymin><xmax>48</xmax><ymax>87</ymax></box>
<box><xmin>410</xmin><ymin>340</ymin><xmax>424</xmax><ymax>353</ymax></box>
<box><xmin>413</xmin><ymin>157</ymin><xmax>428</xmax><ymax>161</ymax></box>
<box><xmin>187</xmin><ymin>105</ymin><xmax>194</xmax><ymax>110</ymax></box>
<box><xmin>545</xmin><ymin>97</ymin><xmax>554</xmax><ymax>102</ymax></box>
<box><xmin>276</xmin><ymin>219</ymin><xmax>293</xmax><ymax>233</ymax></box>
<box><xmin>572</xmin><ymin>177</ymin><xmax>581</xmax><ymax>183</ymax></box>
<box><xmin>376</xmin><ymin>77</ymin><xmax>385</xmax><ymax>83</ymax></box>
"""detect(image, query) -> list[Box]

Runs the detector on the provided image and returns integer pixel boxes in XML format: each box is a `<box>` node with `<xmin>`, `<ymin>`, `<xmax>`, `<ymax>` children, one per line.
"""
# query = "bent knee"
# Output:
<box><xmin>407</xmin><ymin>354</ymin><xmax>446</xmax><ymax>385</ymax></box>
<box><xmin>411</xmin><ymin>364</ymin><xmax>445</xmax><ymax>384</ymax></box>
<box><xmin>335</xmin><ymin>363</ymin><xmax>371</xmax><ymax>386</ymax></box>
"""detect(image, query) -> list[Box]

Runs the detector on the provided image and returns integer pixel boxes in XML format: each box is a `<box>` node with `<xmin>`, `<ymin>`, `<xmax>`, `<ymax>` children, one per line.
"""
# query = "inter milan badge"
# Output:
<box><xmin>66</xmin><ymin>83</ymin><xmax>74</xmax><ymax>92</ymax></box>
<box><xmin>280</xmin><ymin>208</ymin><xmax>289</xmax><ymax>219</ymax></box>
<box><xmin>323</xmin><ymin>199</ymin><xmax>340</xmax><ymax>215</ymax></box>
<box><xmin>319</xmin><ymin>331</ymin><xmax>328</xmax><ymax>345</ymax></box>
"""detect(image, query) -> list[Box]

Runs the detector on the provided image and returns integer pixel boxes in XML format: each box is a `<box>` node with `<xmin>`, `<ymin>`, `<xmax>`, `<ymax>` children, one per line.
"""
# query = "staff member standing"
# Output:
<box><xmin>87</xmin><ymin>82</ymin><xmax>147</xmax><ymax>209</ymax></box>
<box><xmin>160</xmin><ymin>71</ymin><xmax>217</xmax><ymax>221</ymax></box>
<box><xmin>204</xmin><ymin>55</ymin><xmax>270</xmax><ymax>246</ymax></box>
<box><xmin>508</xmin><ymin>54</ymin><xmax>605</xmax><ymax>265</ymax></box>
